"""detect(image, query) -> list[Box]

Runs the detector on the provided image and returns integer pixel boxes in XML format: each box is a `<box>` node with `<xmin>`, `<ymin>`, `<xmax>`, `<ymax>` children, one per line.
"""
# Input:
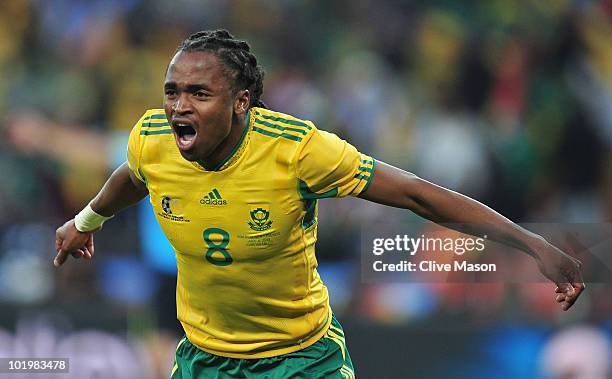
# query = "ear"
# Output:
<box><xmin>233</xmin><ymin>90</ymin><xmax>250</xmax><ymax>116</ymax></box>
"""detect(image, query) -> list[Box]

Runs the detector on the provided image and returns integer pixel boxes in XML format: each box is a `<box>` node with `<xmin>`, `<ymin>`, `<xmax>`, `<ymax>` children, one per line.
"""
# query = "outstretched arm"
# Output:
<box><xmin>359</xmin><ymin>161</ymin><xmax>585</xmax><ymax>311</ymax></box>
<box><xmin>54</xmin><ymin>162</ymin><xmax>148</xmax><ymax>266</ymax></box>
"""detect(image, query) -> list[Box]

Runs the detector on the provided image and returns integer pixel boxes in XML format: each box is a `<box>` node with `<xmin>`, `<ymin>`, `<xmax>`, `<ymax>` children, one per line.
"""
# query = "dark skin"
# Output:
<box><xmin>55</xmin><ymin>50</ymin><xmax>584</xmax><ymax>311</ymax></box>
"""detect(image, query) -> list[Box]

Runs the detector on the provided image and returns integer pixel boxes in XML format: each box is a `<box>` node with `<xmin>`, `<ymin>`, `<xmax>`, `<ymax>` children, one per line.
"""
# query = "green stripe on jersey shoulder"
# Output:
<box><xmin>140</xmin><ymin>129</ymin><xmax>173</xmax><ymax>136</ymax></box>
<box><xmin>360</xmin><ymin>159</ymin><xmax>376</xmax><ymax>193</ymax></box>
<box><xmin>254</xmin><ymin>118</ymin><xmax>308</xmax><ymax>135</ymax></box>
<box><xmin>253</xmin><ymin>110</ymin><xmax>312</xmax><ymax>130</ymax></box>
<box><xmin>142</xmin><ymin>121</ymin><xmax>170</xmax><ymax>128</ymax></box>
<box><xmin>143</xmin><ymin>113</ymin><xmax>167</xmax><ymax>121</ymax></box>
<box><xmin>355</xmin><ymin>157</ymin><xmax>376</xmax><ymax>180</ymax></box>
<box><xmin>142</xmin><ymin>110</ymin><xmax>169</xmax><ymax>129</ymax></box>
<box><xmin>252</xmin><ymin>126</ymin><xmax>302</xmax><ymax>142</ymax></box>
<box><xmin>252</xmin><ymin>109</ymin><xmax>312</xmax><ymax>142</ymax></box>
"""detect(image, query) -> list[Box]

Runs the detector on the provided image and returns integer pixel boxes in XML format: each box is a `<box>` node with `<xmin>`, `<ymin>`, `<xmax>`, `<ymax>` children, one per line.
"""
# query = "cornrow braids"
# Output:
<box><xmin>177</xmin><ymin>29</ymin><xmax>266</xmax><ymax>109</ymax></box>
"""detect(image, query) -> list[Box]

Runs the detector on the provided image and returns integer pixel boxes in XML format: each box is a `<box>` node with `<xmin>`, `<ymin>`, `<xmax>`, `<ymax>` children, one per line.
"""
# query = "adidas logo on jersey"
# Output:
<box><xmin>200</xmin><ymin>189</ymin><xmax>228</xmax><ymax>206</ymax></box>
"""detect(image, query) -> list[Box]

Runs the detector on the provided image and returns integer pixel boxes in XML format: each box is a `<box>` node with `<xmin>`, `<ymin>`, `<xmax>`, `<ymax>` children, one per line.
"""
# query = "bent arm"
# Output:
<box><xmin>359</xmin><ymin>161</ymin><xmax>584</xmax><ymax>310</ymax></box>
<box><xmin>90</xmin><ymin>162</ymin><xmax>149</xmax><ymax>216</ymax></box>
<box><xmin>54</xmin><ymin>163</ymin><xmax>148</xmax><ymax>266</ymax></box>
<box><xmin>359</xmin><ymin>161</ymin><xmax>544</xmax><ymax>256</ymax></box>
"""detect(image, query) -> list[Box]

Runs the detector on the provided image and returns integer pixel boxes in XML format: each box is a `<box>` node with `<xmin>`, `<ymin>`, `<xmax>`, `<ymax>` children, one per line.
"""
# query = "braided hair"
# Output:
<box><xmin>177</xmin><ymin>29</ymin><xmax>266</xmax><ymax>109</ymax></box>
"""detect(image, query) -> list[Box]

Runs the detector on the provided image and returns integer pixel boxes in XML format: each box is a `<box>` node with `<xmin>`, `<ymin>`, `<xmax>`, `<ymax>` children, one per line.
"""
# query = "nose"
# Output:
<box><xmin>173</xmin><ymin>93</ymin><xmax>193</xmax><ymax>115</ymax></box>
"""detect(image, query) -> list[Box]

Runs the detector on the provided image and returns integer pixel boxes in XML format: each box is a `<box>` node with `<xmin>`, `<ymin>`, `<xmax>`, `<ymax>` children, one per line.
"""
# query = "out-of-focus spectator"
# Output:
<box><xmin>539</xmin><ymin>326</ymin><xmax>612</xmax><ymax>379</ymax></box>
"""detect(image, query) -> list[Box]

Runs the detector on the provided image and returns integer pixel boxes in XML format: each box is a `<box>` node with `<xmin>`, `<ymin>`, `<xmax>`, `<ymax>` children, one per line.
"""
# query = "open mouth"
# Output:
<box><xmin>173</xmin><ymin>122</ymin><xmax>197</xmax><ymax>151</ymax></box>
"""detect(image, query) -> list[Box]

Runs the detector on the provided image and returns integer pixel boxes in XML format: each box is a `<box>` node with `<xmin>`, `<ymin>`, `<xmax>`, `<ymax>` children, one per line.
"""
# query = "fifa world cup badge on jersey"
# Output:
<box><xmin>158</xmin><ymin>196</ymin><xmax>191</xmax><ymax>223</ymax></box>
<box><xmin>248</xmin><ymin>206</ymin><xmax>273</xmax><ymax>231</ymax></box>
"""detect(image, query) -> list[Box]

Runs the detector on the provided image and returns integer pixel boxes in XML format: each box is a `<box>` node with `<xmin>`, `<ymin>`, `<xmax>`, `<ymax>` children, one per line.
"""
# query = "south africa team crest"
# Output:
<box><xmin>248</xmin><ymin>206</ymin><xmax>273</xmax><ymax>231</ymax></box>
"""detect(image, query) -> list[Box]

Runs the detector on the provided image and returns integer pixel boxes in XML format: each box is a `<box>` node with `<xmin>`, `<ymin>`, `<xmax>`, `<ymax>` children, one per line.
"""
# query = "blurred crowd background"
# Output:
<box><xmin>0</xmin><ymin>0</ymin><xmax>611</xmax><ymax>378</ymax></box>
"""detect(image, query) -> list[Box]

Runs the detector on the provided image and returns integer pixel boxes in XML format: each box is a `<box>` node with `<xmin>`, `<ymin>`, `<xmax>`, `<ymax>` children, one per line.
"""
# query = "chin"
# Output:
<box><xmin>178</xmin><ymin>148</ymin><xmax>198</xmax><ymax>161</ymax></box>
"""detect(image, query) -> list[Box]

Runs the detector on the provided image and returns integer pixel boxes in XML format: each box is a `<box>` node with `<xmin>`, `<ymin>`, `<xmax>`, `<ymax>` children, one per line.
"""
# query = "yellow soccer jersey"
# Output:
<box><xmin>127</xmin><ymin>107</ymin><xmax>375</xmax><ymax>358</ymax></box>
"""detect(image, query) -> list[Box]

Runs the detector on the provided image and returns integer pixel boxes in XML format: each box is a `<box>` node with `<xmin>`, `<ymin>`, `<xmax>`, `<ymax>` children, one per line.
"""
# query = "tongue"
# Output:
<box><xmin>178</xmin><ymin>133</ymin><xmax>196</xmax><ymax>149</ymax></box>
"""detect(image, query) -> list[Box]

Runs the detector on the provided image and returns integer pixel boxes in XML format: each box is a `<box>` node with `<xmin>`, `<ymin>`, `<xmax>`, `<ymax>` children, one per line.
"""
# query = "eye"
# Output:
<box><xmin>165</xmin><ymin>89</ymin><xmax>177</xmax><ymax>98</ymax></box>
<box><xmin>194</xmin><ymin>91</ymin><xmax>209</xmax><ymax>99</ymax></box>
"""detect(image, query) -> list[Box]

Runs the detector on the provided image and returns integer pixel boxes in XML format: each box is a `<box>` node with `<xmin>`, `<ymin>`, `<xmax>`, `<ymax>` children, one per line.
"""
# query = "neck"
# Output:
<box><xmin>198</xmin><ymin>112</ymin><xmax>249</xmax><ymax>170</ymax></box>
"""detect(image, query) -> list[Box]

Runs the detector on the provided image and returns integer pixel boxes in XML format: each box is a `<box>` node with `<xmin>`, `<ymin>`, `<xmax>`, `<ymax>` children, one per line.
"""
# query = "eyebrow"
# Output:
<box><xmin>164</xmin><ymin>82</ymin><xmax>213</xmax><ymax>92</ymax></box>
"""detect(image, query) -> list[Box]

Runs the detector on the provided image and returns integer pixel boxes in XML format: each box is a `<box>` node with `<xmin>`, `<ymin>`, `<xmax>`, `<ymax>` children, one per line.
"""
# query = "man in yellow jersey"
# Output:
<box><xmin>54</xmin><ymin>30</ymin><xmax>584</xmax><ymax>378</ymax></box>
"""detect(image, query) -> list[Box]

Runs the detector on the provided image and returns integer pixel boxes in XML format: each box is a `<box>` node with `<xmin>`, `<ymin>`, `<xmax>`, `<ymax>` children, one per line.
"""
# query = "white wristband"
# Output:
<box><xmin>74</xmin><ymin>203</ymin><xmax>114</xmax><ymax>232</ymax></box>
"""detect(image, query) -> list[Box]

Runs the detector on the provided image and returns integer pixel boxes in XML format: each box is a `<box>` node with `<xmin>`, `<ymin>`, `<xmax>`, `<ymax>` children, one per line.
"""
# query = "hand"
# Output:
<box><xmin>54</xmin><ymin>219</ymin><xmax>96</xmax><ymax>267</ymax></box>
<box><xmin>534</xmin><ymin>242</ymin><xmax>585</xmax><ymax>311</ymax></box>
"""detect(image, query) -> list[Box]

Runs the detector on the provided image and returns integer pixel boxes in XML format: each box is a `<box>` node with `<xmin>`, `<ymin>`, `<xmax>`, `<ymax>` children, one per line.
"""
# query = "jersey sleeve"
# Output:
<box><xmin>126</xmin><ymin>112</ymin><xmax>148</xmax><ymax>184</ymax></box>
<box><xmin>296</xmin><ymin>127</ymin><xmax>376</xmax><ymax>198</ymax></box>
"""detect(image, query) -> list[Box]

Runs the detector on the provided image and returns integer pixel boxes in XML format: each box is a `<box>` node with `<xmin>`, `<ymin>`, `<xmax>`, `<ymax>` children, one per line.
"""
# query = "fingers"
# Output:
<box><xmin>53</xmin><ymin>222</ymin><xmax>95</xmax><ymax>266</ymax></box>
<box><xmin>54</xmin><ymin>248</ymin><xmax>92</xmax><ymax>266</ymax></box>
<box><xmin>82</xmin><ymin>247</ymin><xmax>92</xmax><ymax>259</ymax></box>
<box><xmin>86</xmin><ymin>234</ymin><xmax>95</xmax><ymax>257</ymax></box>
<box><xmin>565</xmin><ymin>282</ymin><xmax>585</xmax><ymax>311</ymax></box>
<box><xmin>553</xmin><ymin>289</ymin><xmax>572</xmax><ymax>310</ymax></box>
<box><xmin>69</xmin><ymin>247</ymin><xmax>93</xmax><ymax>260</ymax></box>
<box><xmin>554</xmin><ymin>282</ymin><xmax>585</xmax><ymax>311</ymax></box>
<box><xmin>552</xmin><ymin>257</ymin><xmax>586</xmax><ymax>310</ymax></box>
<box><xmin>560</xmin><ymin>266</ymin><xmax>585</xmax><ymax>310</ymax></box>
<box><xmin>54</xmin><ymin>250</ymin><xmax>69</xmax><ymax>267</ymax></box>
<box><xmin>53</xmin><ymin>244</ymin><xmax>93</xmax><ymax>267</ymax></box>
<box><xmin>71</xmin><ymin>249</ymin><xmax>87</xmax><ymax>259</ymax></box>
